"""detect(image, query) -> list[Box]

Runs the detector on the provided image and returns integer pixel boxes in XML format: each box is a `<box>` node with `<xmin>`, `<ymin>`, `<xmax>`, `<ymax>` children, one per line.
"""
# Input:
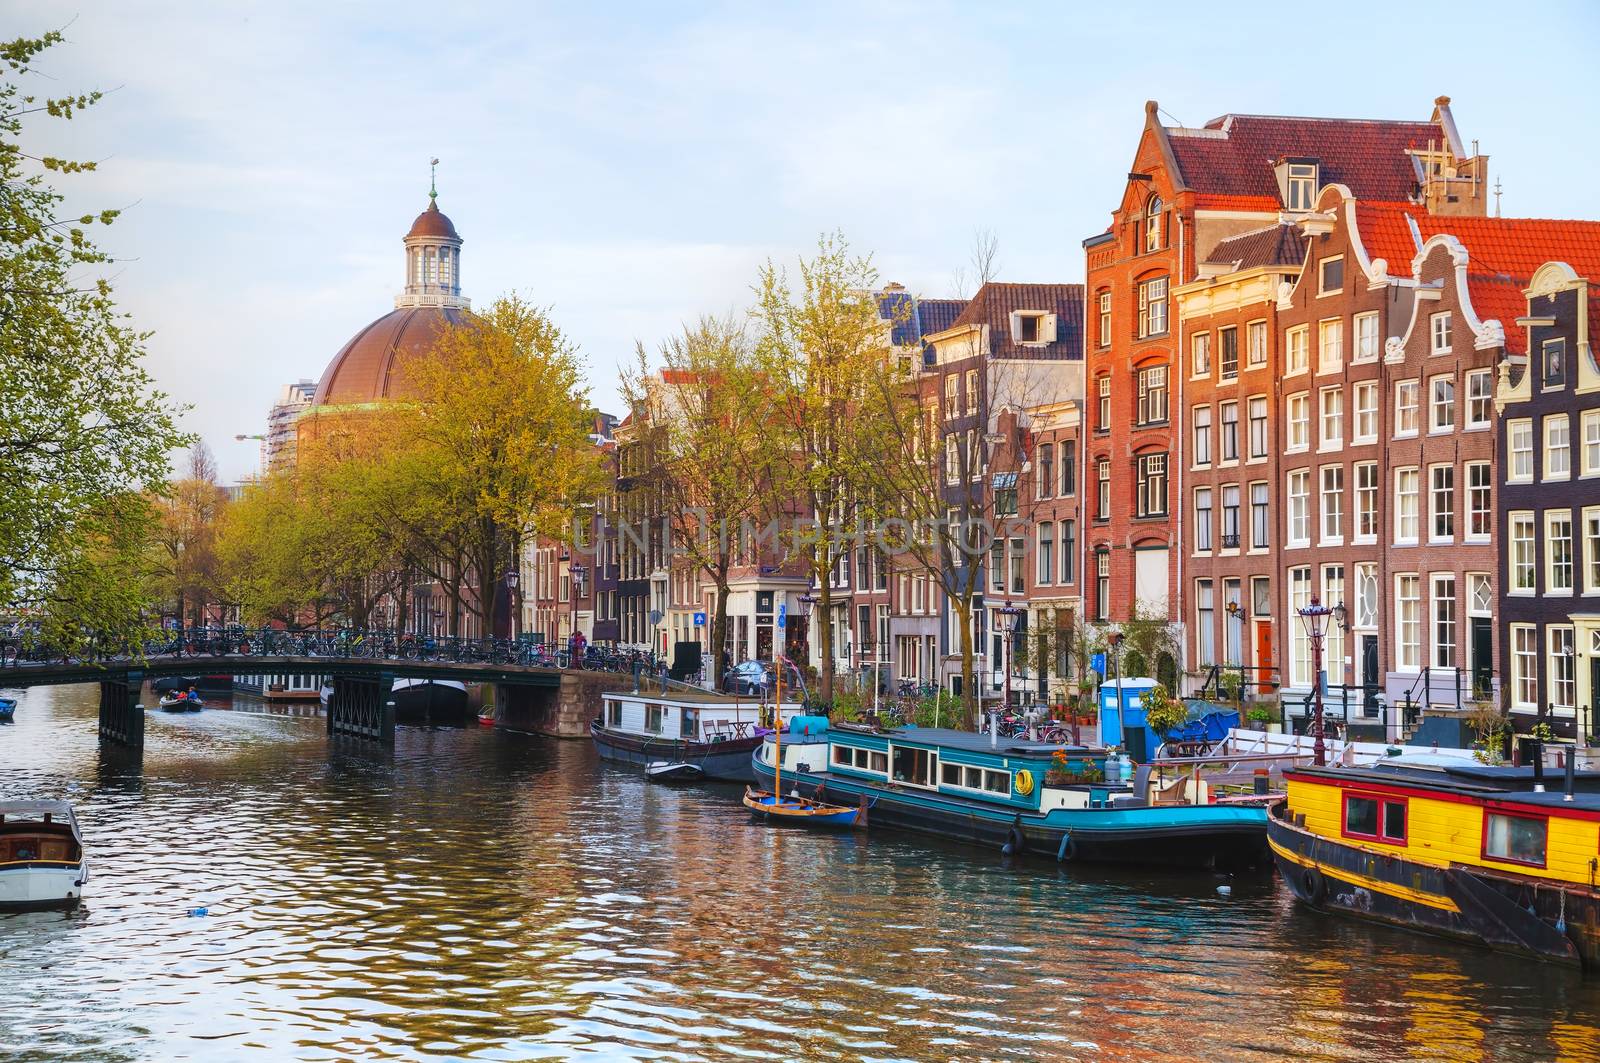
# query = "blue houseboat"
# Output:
<box><xmin>752</xmin><ymin>722</ymin><xmax>1268</xmax><ymax>869</ymax></box>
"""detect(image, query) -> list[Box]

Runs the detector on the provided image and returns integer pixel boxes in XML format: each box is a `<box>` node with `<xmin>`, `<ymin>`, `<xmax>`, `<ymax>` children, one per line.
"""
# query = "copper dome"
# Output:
<box><xmin>406</xmin><ymin>200</ymin><xmax>459</xmax><ymax>241</ymax></box>
<box><xmin>311</xmin><ymin>305</ymin><xmax>471</xmax><ymax>405</ymax></box>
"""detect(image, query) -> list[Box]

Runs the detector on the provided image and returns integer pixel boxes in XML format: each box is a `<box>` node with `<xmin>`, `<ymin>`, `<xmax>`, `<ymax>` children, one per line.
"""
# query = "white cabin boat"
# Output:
<box><xmin>0</xmin><ymin>801</ymin><xmax>88</xmax><ymax>910</ymax></box>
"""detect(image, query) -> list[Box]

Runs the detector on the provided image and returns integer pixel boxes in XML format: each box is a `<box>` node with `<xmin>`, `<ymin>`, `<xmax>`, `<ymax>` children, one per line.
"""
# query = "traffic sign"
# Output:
<box><xmin>1091</xmin><ymin>652</ymin><xmax>1107</xmax><ymax>677</ymax></box>
<box><xmin>692</xmin><ymin>611</ymin><xmax>707</xmax><ymax>627</ymax></box>
<box><xmin>777</xmin><ymin>603</ymin><xmax>787</xmax><ymax>628</ymax></box>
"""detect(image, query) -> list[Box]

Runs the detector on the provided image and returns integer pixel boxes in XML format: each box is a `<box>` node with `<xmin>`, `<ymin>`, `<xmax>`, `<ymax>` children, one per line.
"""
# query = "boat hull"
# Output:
<box><xmin>743</xmin><ymin>788</ymin><xmax>861</xmax><ymax>828</ymax></box>
<box><xmin>0</xmin><ymin>862</ymin><xmax>87</xmax><ymax>911</ymax></box>
<box><xmin>753</xmin><ymin>752</ymin><xmax>1267</xmax><ymax>869</ymax></box>
<box><xmin>1268</xmin><ymin>804</ymin><xmax>1600</xmax><ymax>969</ymax></box>
<box><xmin>591</xmin><ymin>722</ymin><xmax>760</xmax><ymax>783</ymax></box>
<box><xmin>391</xmin><ymin>680</ymin><xmax>470</xmax><ymax>724</ymax></box>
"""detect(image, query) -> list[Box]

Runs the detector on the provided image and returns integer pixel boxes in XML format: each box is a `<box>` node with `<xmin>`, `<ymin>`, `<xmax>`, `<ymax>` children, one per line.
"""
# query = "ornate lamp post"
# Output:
<box><xmin>505</xmin><ymin>568</ymin><xmax>521</xmax><ymax>642</ymax></box>
<box><xmin>1107</xmin><ymin>630</ymin><xmax>1125</xmax><ymax>750</ymax></box>
<box><xmin>431</xmin><ymin>606</ymin><xmax>444</xmax><ymax>639</ymax></box>
<box><xmin>998</xmin><ymin>600</ymin><xmax>1025</xmax><ymax>714</ymax></box>
<box><xmin>1298</xmin><ymin>594</ymin><xmax>1334</xmax><ymax>767</ymax></box>
<box><xmin>796</xmin><ymin>582</ymin><xmax>819</xmax><ymax>670</ymax></box>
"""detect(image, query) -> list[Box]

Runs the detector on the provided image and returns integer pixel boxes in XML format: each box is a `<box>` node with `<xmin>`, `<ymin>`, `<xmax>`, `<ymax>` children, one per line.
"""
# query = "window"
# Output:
<box><xmin>1095</xmin><ymin>550</ymin><xmax>1109</xmax><ymax>620</ymax></box>
<box><xmin>1061</xmin><ymin>439</ymin><xmax>1076</xmax><ymax>496</ymax></box>
<box><xmin>1286</xmin><ymin>325</ymin><xmax>1309</xmax><ymax>374</ymax></box>
<box><xmin>1286</xmin><ymin>393</ymin><xmax>1309</xmax><ymax>451</ymax></box>
<box><xmin>1096</xmin><ymin>459</ymin><xmax>1110</xmax><ymax>519</ymax></box>
<box><xmin>1220</xmin><ymin>402</ymin><xmax>1240</xmax><ymax>462</ymax></box>
<box><xmin>1061</xmin><ymin>520</ymin><xmax>1075</xmax><ymax>584</ymax></box>
<box><xmin>1485</xmin><ymin>812</ymin><xmax>1547</xmax><ymax>867</ymax></box>
<box><xmin>1248</xmin><ymin>397</ymin><xmax>1268</xmax><ymax>459</ymax></box>
<box><xmin>1138</xmin><ymin>276</ymin><xmax>1169</xmax><ymax>337</ymax></box>
<box><xmin>1466</xmin><ymin>462</ymin><xmax>1490</xmax><ymax>540</ymax></box>
<box><xmin>1250</xmin><ymin>482</ymin><xmax>1269</xmax><ymax>548</ymax></box>
<box><xmin>646</xmin><ymin>704</ymin><xmax>664</xmax><ymax>733</ymax></box>
<box><xmin>1191</xmin><ymin>332</ymin><xmax>1211</xmax><ymax>377</ymax></box>
<box><xmin>1145</xmin><ymin>196</ymin><xmax>1164</xmax><ymax>254</ymax></box>
<box><xmin>945</xmin><ymin>436</ymin><xmax>960</xmax><ymax>484</ymax></box>
<box><xmin>1038</xmin><ymin>522</ymin><xmax>1054</xmax><ymax>584</ymax></box>
<box><xmin>1469</xmin><ymin>573</ymin><xmax>1493</xmax><ymax>616</ymax></box>
<box><xmin>1097</xmin><ymin>376</ymin><xmax>1111</xmax><ymax>431</ymax></box>
<box><xmin>1430</xmin><ymin>375</ymin><xmax>1455</xmax><ymax>432</ymax></box>
<box><xmin>1510</xmin><ymin>513</ymin><xmax>1536</xmax><ymax>593</ymax></box>
<box><xmin>1136</xmin><ymin>453</ymin><xmax>1167</xmax><ymax>517</ymax></box>
<box><xmin>1344</xmin><ymin>794</ymin><xmax>1407</xmax><ymax>844</ymax></box>
<box><xmin>1550</xmin><ymin>625</ymin><xmax>1575</xmax><ymax>709</ymax></box>
<box><xmin>1194</xmin><ymin>488</ymin><xmax>1214</xmax><ymax>552</ymax></box>
<box><xmin>1288</xmin><ymin>469</ymin><xmax>1310</xmax><ymax>546</ymax></box>
<box><xmin>1318</xmin><ymin>319</ymin><xmax>1343</xmax><ymax>373</ymax></box>
<box><xmin>1395</xmin><ymin>380</ymin><xmax>1419</xmax><ymax>436</ymax></box>
<box><xmin>965</xmin><ymin>369</ymin><xmax>978</xmax><ymax>415</ymax></box>
<box><xmin>1355</xmin><ymin>461</ymin><xmax>1378</xmax><ymax>541</ymax></box>
<box><xmin>1038</xmin><ymin>443</ymin><xmax>1055</xmax><ymax>499</ymax></box>
<box><xmin>1286</xmin><ymin>163</ymin><xmax>1317</xmax><ymax>211</ymax></box>
<box><xmin>1586</xmin><ymin>411</ymin><xmax>1600</xmax><ymax>477</ymax></box>
<box><xmin>1247</xmin><ymin>321</ymin><xmax>1267</xmax><ymax>367</ymax></box>
<box><xmin>1430</xmin><ymin>464</ymin><xmax>1454</xmax><ymax>541</ymax></box>
<box><xmin>1136</xmin><ymin>365</ymin><xmax>1169</xmax><ymax>424</ymax></box>
<box><xmin>1195</xmin><ymin>579</ymin><xmax>1216</xmax><ymax>667</ymax></box>
<box><xmin>944</xmin><ymin>374</ymin><xmax>958</xmax><ymax>418</ymax></box>
<box><xmin>1354</xmin><ymin>312</ymin><xmax>1379</xmax><ymax>362</ymax></box>
<box><xmin>1220</xmin><ymin>327</ymin><xmax>1239</xmax><ymax>380</ymax></box>
<box><xmin>1395</xmin><ymin>467</ymin><xmax>1419</xmax><ymax>544</ymax></box>
<box><xmin>1222</xmin><ymin>484</ymin><xmax>1241</xmax><ymax>548</ymax></box>
<box><xmin>1355</xmin><ymin>563</ymin><xmax>1378</xmax><ymax>629</ymax></box>
<box><xmin>1511</xmin><ymin>625</ymin><xmax>1538</xmax><ymax>708</ymax></box>
<box><xmin>1588</xmin><ymin>509</ymin><xmax>1600</xmax><ymax>592</ymax></box>
<box><xmin>1320</xmin><ymin>257</ymin><xmax>1345</xmax><ymax>295</ymax></box>
<box><xmin>1321</xmin><ymin>465</ymin><xmax>1343</xmax><ymax>543</ymax></box>
<box><xmin>1509</xmin><ymin>419</ymin><xmax>1534</xmax><ymax>482</ymax></box>
<box><xmin>1547</xmin><ymin>415</ymin><xmax>1571</xmax><ymax>480</ymax></box>
<box><xmin>1432</xmin><ymin>574</ymin><xmax>1456</xmax><ymax>669</ymax></box>
<box><xmin>1193</xmin><ymin>406</ymin><xmax>1213</xmax><ymax>467</ymax></box>
<box><xmin>1543</xmin><ymin>337</ymin><xmax>1567</xmax><ymax>390</ymax></box>
<box><xmin>1289</xmin><ymin>567</ymin><xmax>1313</xmax><ymax>685</ymax></box>
<box><xmin>1548</xmin><ymin>511</ymin><xmax>1574</xmax><ymax>593</ymax></box>
<box><xmin>1396</xmin><ymin>574</ymin><xmax>1421</xmax><ymax>671</ymax></box>
<box><xmin>1466</xmin><ymin>369</ymin><xmax>1492</xmax><ymax>429</ymax></box>
<box><xmin>1430</xmin><ymin>311</ymin><xmax>1452</xmax><ymax>355</ymax></box>
<box><xmin>1320</xmin><ymin>388</ymin><xmax>1343</xmax><ymax>448</ymax></box>
<box><xmin>1009</xmin><ymin>537</ymin><xmax>1024</xmax><ymax>593</ymax></box>
<box><xmin>1019</xmin><ymin>314</ymin><xmax>1040</xmax><ymax>342</ymax></box>
<box><xmin>1354</xmin><ymin>381</ymin><xmax>1377</xmax><ymax>443</ymax></box>
<box><xmin>1098</xmin><ymin>291</ymin><xmax>1112</xmax><ymax>348</ymax></box>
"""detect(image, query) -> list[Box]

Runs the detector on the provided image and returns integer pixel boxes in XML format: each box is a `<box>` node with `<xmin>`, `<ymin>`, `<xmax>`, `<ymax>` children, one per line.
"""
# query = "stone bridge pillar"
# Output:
<box><xmin>326</xmin><ymin>672</ymin><xmax>396</xmax><ymax>742</ymax></box>
<box><xmin>98</xmin><ymin>670</ymin><xmax>145</xmax><ymax>750</ymax></box>
<box><xmin>497</xmin><ymin>672</ymin><xmax>631</xmax><ymax>738</ymax></box>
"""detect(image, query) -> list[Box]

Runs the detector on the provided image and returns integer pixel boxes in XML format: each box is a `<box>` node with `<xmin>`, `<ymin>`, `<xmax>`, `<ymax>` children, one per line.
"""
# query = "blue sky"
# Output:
<box><xmin>15</xmin><ymin>1</ymin><xmax>1600</xmax><ymax>481</ymax></box>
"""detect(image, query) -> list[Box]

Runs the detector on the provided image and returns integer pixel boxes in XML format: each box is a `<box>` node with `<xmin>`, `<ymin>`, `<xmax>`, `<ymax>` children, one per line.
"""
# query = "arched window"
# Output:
<box><xmin>1144</xmin><ymin>195</ymin><xmax>1164</xmax><ymax>253</ymax></box>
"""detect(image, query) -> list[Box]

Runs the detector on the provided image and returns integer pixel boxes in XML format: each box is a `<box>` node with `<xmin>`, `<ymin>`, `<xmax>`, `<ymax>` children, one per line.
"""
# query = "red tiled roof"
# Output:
<box><xmin>1190</xmin><ymin>193</ymin><xmax>1279</xmax><ymax>212</ymax></box>
<box><xmin>1411</xmin><ymin>216</ymin><xmax>1600</xmax><ymax>281</ymax></box>
<box><xmin>1167</xmin><ymin>114</ymin><xmax>1440</xmax><ymax>204</ymax></box>
<box><xmin>1352</xmin><ymin>203</ymin><xmax>1424</xmax><ymax>271</ymax></box>
<box><xmin>1204</xmin><ymin>223</ymin><xmax>1307</xmax><ymax>270</ymax></box>
<box><xmin>945</xmin><ymin>283</ymin><xmax>1084</xmax><ymax>359</ymax></box>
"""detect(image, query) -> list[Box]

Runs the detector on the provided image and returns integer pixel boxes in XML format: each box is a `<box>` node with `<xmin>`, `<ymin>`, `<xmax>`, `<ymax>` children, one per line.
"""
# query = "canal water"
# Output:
<box><xmin>3</xmin><ymin>685</ymin><xmax>1599</xmax><ymax>1062</ymax></box>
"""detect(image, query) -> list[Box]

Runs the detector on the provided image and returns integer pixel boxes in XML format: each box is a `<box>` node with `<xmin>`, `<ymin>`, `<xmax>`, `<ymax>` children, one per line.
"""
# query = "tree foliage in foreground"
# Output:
<box><xmin>0</xmin><ymin>31</ymin><xmax>188</xmax><ymax>639</ymax></box>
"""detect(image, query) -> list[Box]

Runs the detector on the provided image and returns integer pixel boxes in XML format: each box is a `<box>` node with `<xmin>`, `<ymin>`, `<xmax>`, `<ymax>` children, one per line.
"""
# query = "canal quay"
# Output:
<box><xmin>0</xmin><ymin>686</ymin><xmax>1595</xmax><ymax>1062</ymax></box>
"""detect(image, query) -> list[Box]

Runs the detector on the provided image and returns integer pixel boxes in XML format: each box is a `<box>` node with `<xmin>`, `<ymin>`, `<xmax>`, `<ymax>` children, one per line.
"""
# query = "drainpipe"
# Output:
<box><xmin>1174</xmin><ymin>211</ymin><xmax>1187</xmax><ymax>693</ymax></box>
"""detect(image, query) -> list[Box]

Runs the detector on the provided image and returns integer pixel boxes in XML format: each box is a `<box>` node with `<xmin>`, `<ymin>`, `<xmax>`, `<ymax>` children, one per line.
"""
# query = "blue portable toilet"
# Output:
<box><xmin>1098</xmin><ymin>678</ymin><xmax>1159</xmax><ymax>748</ymax></box>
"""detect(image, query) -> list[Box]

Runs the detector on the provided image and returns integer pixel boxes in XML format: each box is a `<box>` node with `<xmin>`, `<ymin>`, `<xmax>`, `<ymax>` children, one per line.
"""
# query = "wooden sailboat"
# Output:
<box><xmin>742</xmin><ymin>651</ymin><xmax>861</xmax><ymax>829</ymax></box>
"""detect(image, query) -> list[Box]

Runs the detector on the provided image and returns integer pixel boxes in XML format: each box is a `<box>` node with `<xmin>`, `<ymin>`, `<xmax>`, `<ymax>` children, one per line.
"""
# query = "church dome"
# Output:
<box><xmin>311</xmin><ymin>193</ymin><xmax>471</xmax><ymax>407</ymax></box>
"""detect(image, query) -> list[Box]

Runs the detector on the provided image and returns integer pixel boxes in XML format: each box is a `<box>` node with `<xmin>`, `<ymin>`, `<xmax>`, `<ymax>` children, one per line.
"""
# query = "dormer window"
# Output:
<box><xmin>1020</xmin><ymin>314</ymin><xmax>1039</xmax><ymax>342</ymax></box>
<box><xmin>1144</xmin><ymin>196</ymin><xmax>1164</xmax><ymax>253</ymax></box>
<box><xmin>1010</xmin><ymin>311</ymin><xmax>1055</xmax><ymax>345</ymax></box>
<box><xmin>1282</xmin><ymin>160</ymin><xmax>1319</xmax><ymax>212</ymax></box>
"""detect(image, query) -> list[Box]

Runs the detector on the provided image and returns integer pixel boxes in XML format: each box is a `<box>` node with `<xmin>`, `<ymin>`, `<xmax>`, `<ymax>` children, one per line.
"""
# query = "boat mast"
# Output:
<box><xmin>774</xmin><ymin>660</ymin><xmax>782</xmax><ymax>799</ymax></box>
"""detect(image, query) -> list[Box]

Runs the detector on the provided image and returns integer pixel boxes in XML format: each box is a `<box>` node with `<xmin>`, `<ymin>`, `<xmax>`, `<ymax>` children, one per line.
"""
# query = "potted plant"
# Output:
<box><xmin>1246</xmin><ymin>707</ymin><xmax>1272</xmax><ymax>732</ymax></box>
<box><xmin>1141</xmin><ymin>683</ymin><xmax>1187</xmax><ymax>741</ymax></box>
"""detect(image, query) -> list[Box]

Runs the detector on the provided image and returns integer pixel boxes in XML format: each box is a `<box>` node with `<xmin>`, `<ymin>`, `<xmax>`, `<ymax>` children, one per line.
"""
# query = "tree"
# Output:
<box><xmin>0</xmin><ymin>31</ymin><xmax>188</xmax><ymax>624</ymax></box>
<box><xmin>150</xmin><ymin>443</ymin><xmax>229</xmax><ymax>625</ymax></box>
<box><xmin>623</xmin><ymin>314</ymin><xmax>775</xmax><ymax>682</ymax></box>
<box><xmin>951</xmin><ymin>228</ymin><xmax>1001</xmax><ymax>299</ymax></box>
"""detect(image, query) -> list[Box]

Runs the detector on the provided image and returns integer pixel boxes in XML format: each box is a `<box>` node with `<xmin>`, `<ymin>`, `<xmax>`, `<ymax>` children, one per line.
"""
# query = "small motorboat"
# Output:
<box><xmin>477</xmin><ymin>713</ymin><xmax>496</xmax><ymax>727</ymax></box>
<box><xmin>743</xmin><ymin>786</ymin><xmax>862</xmax><ymax>828</ymax></box>
<box><xmin>0</xmin><ymin>801</ymin><xmax>88</xmax><ymax>910</ymax></box>
<box><xmin>158</xmin><ymin>693</ymin><xmax>203</xmax><ymax>712</ymax></box>
<box><xmin>646</xmin><ymin>760</ymin><xmax>705</xmax><ymax>784</ymax></box>
<box><xmin>0</xmin><ymin>697</ymin><xmax>15</xmax><ymax>721</ymax></box>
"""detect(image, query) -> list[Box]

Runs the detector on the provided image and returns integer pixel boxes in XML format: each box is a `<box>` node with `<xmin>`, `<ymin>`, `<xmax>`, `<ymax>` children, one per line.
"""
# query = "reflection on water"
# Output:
<box><xmin>2</xmin><ymin>683</ymin><xmax>1599</xmax><ymax>1061</ymax></box>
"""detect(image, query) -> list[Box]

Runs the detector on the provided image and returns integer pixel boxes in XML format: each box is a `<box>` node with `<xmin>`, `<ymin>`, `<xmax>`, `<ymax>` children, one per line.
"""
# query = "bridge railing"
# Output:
<box><xmin>0</xmin><ymin>625</ymin><xmax>667</xmax><ymax>676</ymax></box>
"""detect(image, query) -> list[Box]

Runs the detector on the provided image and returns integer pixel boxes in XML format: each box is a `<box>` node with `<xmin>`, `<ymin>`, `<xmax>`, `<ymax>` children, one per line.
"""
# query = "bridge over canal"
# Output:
<box><xmin>0</xmin><ymin>631</ymin><xmax>646</xmax><ymax>750</ymax></box>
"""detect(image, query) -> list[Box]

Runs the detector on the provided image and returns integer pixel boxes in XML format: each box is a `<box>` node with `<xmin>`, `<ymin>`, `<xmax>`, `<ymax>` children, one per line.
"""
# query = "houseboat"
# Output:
<box><xmin>752</xmin><ymin>723</ymin><xmax>1269</xmax><ymax>869</ymax></box>
<box><xmin>0</xmin><ymin>801</ymin><xmax>88</xmax><ymax>910</ymax></box>
<box><xmin>1270</xmin><ymin>758</ymin><xmax>1600</xmax><ymax>970</ymax></box>
<box><xmin>592</xmin><ymin>690</ymin><xmax>797</xmax><ymax>783</ymax></box>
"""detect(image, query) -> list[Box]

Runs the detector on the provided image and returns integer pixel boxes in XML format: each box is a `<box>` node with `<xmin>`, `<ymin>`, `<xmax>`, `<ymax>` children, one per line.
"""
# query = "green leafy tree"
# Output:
<box><xmin>0</xmin><ymin>32</ymin><xmax>188</xmax><ymax>630</ymax></box>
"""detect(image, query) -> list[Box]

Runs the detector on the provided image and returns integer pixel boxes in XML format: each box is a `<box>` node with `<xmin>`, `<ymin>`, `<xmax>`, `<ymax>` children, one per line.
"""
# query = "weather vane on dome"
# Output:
<box><xmin>429</xmin><ymin>157</ymin><xmax>439</xmax><ymax>201</ymax></box>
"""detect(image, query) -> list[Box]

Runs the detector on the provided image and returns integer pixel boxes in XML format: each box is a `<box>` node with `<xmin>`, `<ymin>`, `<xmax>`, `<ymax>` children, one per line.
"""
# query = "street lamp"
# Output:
<box><xmin>1298</xmin><ymin>594</ymin><xmax>1334</xmax><ymax>767</ymax></box>
<box><xmin>570</xmin><ymin>562</ymin><xmax>588</xmax><ymax>662</ymax></box>
<box><xmin>505</xmin><ymin>568</ymin><xmax>521</xmax><ymax>642</ymax></box>
<box><xmin>432</xmin><ymin>606</ymin><xmax>444</xmax><ymax>638</ymax></box>
<box><xmin>796</xmin><ymin>581</ymin><xmax>819</xmax><ymax>668</ymax></box>
<box><xmin>998</xmin><ymin>600</ymin><xmax>1024</xmax><ymax>714</ymax></box>
<box><xmin>1107</xmin><ymin>630</ymin><xmax>1125</xmax><ymax>754</ymax></box>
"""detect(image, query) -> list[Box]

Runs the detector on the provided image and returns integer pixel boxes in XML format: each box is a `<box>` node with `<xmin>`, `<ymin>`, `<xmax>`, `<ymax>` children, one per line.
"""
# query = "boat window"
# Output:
<box><xmin>891</xmin><ymin>746</ymin><xmax>937</xmax><ymax>788</ymax></box>
<box><xmin>965</xmin><ymin>766</ymin><xmax>983</xmax><ymax>789</ymax></box>
<box><xmin>607</xmin><ymin>702</ymin><xmax>622</xmax><ymax>727</ymax></box>
<box><xmin>833</xmin><ymin>745</ymin><xmax>853</xmax><ymax>767</ymax></box>
<box><xmin>645</xmin><ymin>705</ymin><xmax>663</xmax><ymax>734</ymax></box>
<box><xmin>681</xmin><ymin>708</ymin><xmax>699</xmax><ymax>739</ymax></box>
<box><xmin>870</xmin><ymin>751</ymin><xmax>888</xmax><ymax>774</ymax></box>
<box><xmin>984</xmin><ymin>770</ymin><xmax>1010</xmax><ymax>795</ymax></box>
<box><xmin>941</xmin><ymin>762</ymin><xmax>962</xmax><ymax>786</ymax></box>
<box><xmin>1343</xmin><ymin>794</ymin><xmax>1407</xmax><ymax>844</ymax></box>
<box><xmin>1485</xmin><ymin>812</ymin><xmax>1547</xmax><ymax>866</ymax></box>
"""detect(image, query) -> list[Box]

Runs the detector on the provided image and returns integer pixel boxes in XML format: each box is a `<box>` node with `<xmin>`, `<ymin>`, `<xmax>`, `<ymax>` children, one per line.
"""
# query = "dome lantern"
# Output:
<box><xmin>397</xmin><ymin>160</ymin><xmax>468</xmax><ymax>310</ymax></box>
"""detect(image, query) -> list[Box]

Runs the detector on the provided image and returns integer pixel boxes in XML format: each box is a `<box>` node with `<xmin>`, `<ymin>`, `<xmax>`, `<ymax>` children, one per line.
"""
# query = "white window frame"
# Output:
<box><xmin>1509</xmin><ymin>512</ymin><xmax>1536</xmax><ymax>595</ymax></box>
<box><xmin>1547</xmin><ymin>414</ymin><xmax>1572</xmax><ymax>482</ymax></box>
<box><xmin>1429</xmin><ymin>463</ymin><xmax>1454</xmax><ymax>543</ymax></box>
<box><xmin>1285</xmin><ymin>325</ymin><xmax>1309</xmax><ymax>376</ymax></box>
<box><xmin>1394</xmin><ymin>466</ymin><xmax>1419</xmax><ymax>546</ymax></box>
<box><xmin>1430</xmin><ymin>374</ymin><xmax>1455</xmax><ymax>433</ymax></box>
<box><xmin>1194</xmin><ymin>487</ymin><xmax>1214</xmax><ymax>553</ymax></box>
<box><xmin>1287</xmin><ymin>469</ymin><xmax>1310</xmax><ymax>548</ymax></box>
<box><xmin>1548</xmin><ymin>509</ymin><xmax>1575</xmax><ymax>595</ymax></box>
<box><xmin>1396</xmin><ymin>573</ymin><xmax>1422</xmax><ymax>673</ymax></box>
<box><xmin>1320</xmin><ymin>464</ymin><xmax>1343</xmax><ymax>545</ymax></box>
<box><xmin>1355</xmin><ymin>461</ymin><xmax>1378</xmax><ymax>543</ymax></box>
<box><xmin>1353</xmin><ymin>381</ymin><xmax>1378</xmax><ymax>444</ymax></box>
<box><xmin>1192</xmin><ymin>405</ymin><xmax>1213</xmax><ymax>468</ymax></box>
<box><xmin>1286</xmin><ymin>392</ymin><xmax>1309</xmax><ymax>452</ymax></box>
<box><xmin>1430</xmin><ymin>311</ymin><xmax>1452</xmax><ymax>355</ymax></box>
<box><xmin>1586</xmin><ymin>507</ymin><xmax>1600</xmax><ymax>595</ymax></box>
<box><xmin>1395</xmin><ymin>380</ymin><xmax>1419</xmax><ymax>438</ymax></box>
<box><xmin>1318</xmin><ymin>318</ymin><xmax>1343</xmax><ymax>374</ymax></box>
<box><xmin>1431</xmin><ymin>573</ymin><xmax>1456</xmax><ymax>670</ymax></box>
<box><xmin>1466</xmin><ymin>368</ymin><xmax>1492</xmax><ymax>430</ymax></box>
<box><xmin>1191</xmin><ymin>331</ymin><xmax>1212</xmax><ymax>378</ymax></box>
<box><xmin>1509</xmin><ymin>419</ymin><xmax>1534</xmax><ymax>483</ymax></box>
<box><xmin>1583</xmin><ymin>410</ymin><xmax>1600</xmax><ymax>478</ymax></box>
<box><xmin>1247</xmin><ymin>320</ymin><xmax>1267</xmax><ymax>368</ymax></box>
<box><xmin>1466</xmin><ymin>461</ymin><xmax>1491</xmax><ymax>543</ymax></box>
<box><xmin>1247</xmin><ymin>395</ymin><xmax>1268</xmax><ymax>461</ymax></box>
<box><xmin>1319</xmin><ymin>387</ymin><xmax>1343</xmax><ymax>451</ymax></box>
<box><xmin>1510</xmin><ymin>624</ymin><xmax>1537</xmax><ymax>710</ymax></box>
<box><xmin>1353</xmin><ymin>311</ymin><xmax>1379</xmax><ymax>363</ymax></box>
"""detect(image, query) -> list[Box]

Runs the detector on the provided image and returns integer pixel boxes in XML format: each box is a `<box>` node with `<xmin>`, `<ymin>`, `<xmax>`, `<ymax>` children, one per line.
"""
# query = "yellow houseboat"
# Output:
<box><xmin>1270</xmin><ymin>757</ymin><xmax>1600</xmax><ymax>970</ymax></box>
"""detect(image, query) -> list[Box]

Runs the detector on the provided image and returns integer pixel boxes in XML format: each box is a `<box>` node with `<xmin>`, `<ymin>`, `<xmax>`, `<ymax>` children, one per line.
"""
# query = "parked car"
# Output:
<box><xmin>720</xmin><ymin>659</ymin><xmax>804</xmax><ymax>697</ymax></box>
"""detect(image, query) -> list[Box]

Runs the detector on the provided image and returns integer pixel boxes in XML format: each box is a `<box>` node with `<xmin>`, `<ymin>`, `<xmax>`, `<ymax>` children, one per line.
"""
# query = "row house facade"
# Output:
<box><xmin>1494</xmin><ymin>228</ymin><xmax>1600</xmax><ymax>737</ymax></box>
<box><xmin>1086</xmin><ymin>96</ymin><xmax>1490</xmax><ymax>707</ymax></box>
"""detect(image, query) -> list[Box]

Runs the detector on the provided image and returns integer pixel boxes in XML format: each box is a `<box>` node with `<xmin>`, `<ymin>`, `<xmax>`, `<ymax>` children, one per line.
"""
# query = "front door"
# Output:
<box><xmin>1362</xmin><ymin>635</ymin><xmax>1380</xmax><ymax>716</ymax></box>
<box><xmin>1471</xmin><ymin>617</ymin><xmax>1492</xmax><ymax>697</ymax></box>
<box><xmin>1254</xmin><ymin>621</ymin><xmax>1275</xmax><ymax>693</ymax></box>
